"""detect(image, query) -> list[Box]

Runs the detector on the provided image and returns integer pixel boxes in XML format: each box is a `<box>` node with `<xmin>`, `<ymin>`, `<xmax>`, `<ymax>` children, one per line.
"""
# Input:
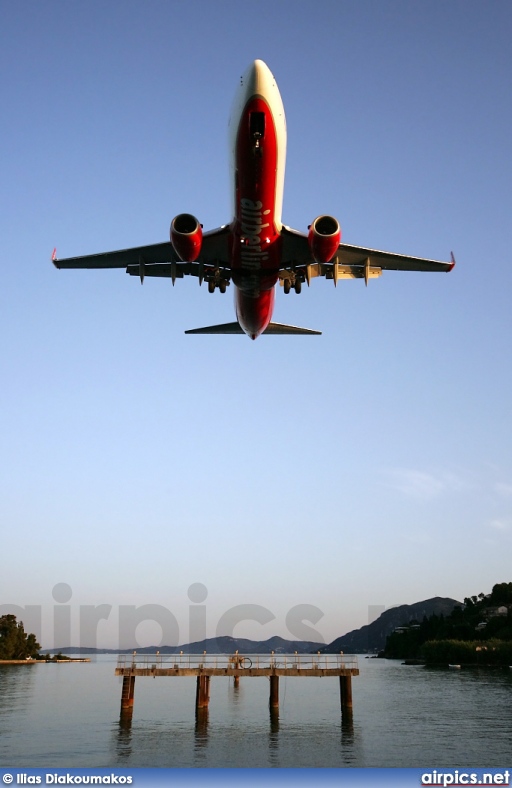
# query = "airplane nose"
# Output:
<box><xmin>242</xmin><ymin>59</ymin><xmax>274</xmax><ymax>95</ymax></box>
<box><xmin>252</xmin><ymin>59</ymin><xmax>269</xmax><ymax>77</ymax></box>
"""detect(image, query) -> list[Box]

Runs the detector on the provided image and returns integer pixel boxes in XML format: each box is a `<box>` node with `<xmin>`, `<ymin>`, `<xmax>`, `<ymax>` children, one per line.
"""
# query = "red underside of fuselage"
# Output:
<box><xmin>232</xmin><ymin>97</ymin><xmax>281</xmax><ymax>339</ymax></box>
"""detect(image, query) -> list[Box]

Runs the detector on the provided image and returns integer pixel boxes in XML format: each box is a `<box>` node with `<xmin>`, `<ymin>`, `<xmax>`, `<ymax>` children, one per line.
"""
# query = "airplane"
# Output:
<box><xmin>52</xmin><ymin>59</ymin><xmax>455</xmax><ymax>340</ymax></box>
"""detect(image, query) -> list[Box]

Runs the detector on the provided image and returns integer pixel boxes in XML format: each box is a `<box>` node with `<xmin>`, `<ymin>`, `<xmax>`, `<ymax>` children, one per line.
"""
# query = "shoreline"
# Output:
<box><xmin>0</xmin><ymin>658</ymin><xmax>91</xmax><ymax>664</ymax></box>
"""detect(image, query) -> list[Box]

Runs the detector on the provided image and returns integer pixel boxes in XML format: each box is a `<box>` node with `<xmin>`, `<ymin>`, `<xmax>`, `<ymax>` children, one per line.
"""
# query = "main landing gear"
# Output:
<box><xmin>283</xmin><ymin>275</ymin><xmax>302</xmax><ymax>295</ymax></box>
<box><xmin>207</xmin><ymin>278</ymin><xmax>229</xmax><ymax>294</ymax></box>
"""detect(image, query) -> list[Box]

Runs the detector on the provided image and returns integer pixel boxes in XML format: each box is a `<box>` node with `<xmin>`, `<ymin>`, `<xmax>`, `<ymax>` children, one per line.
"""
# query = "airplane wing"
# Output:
<box><xmin>279</xmin><ymin>226</ymin><xmax>455</xmax><ymax>285</ymax></box>
<box><xmin>52</xmin><ymin>226</ymin><xmax>231</xmax><ymax>280</ymax></box>
<box><xmin>53</xmin><ymin>224</ymin><xmax>454</xmax><ymax>285</ymax></box>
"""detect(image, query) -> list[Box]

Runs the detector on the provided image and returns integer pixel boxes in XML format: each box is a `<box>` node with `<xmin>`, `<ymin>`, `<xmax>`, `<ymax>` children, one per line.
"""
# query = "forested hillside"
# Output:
<box><xmin>384</xmin><ymin>583</ymin><xmax>512</xmax><ymax>664</ymax></box>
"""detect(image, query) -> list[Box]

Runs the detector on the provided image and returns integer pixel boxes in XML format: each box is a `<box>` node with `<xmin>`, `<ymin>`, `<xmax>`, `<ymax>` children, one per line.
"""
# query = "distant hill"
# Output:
<box><xmin>319</xmin><ymin>597</ymin><xmax>461</xmax><ymax>653</ymax></box>
<box><xmin>55</xmin><ymin>635</ymin><xmax>324</xmax><ymax>655</ymax></box>
<box><xmin>54</xmin><ymin>597</ymin><xmax>461</xmax><ymax>655</ymax></box>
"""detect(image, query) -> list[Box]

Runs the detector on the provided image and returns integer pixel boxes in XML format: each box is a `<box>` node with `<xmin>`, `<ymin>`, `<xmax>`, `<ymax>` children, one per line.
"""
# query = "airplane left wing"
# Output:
<box><xmin>280</xmin><ymin>226</ymin><xmax>455</xmax><ymax>285</ymax></box>
<box><xmin>52</xmin><ymin>241</ymin><xmax>177</xmax><ymax>269</ymax></box>
<box><xmin>52</xmin><ymin>226</ymin><xmax>231</xmax><ymax>280</ymax></box>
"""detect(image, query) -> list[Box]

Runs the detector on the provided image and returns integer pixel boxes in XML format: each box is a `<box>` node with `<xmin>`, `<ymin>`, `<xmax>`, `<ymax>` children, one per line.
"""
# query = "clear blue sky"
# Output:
<box><xmin>1</xmin><ymin>0</ymin><xmax>511</xmax><ymax>649</ymax></box>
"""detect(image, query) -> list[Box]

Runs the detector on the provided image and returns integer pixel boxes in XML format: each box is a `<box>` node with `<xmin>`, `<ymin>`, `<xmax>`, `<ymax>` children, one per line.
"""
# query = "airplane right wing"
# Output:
<box><xmin>279</xmin><ymin>226</ymin><xmax>455</xmax><ymax>285</ymax></box>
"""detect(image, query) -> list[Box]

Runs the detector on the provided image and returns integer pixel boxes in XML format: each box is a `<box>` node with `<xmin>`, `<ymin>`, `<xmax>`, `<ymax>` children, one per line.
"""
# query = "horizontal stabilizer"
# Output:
<box><xmin>185</xmin><ymin>321</ymin><xmax>321</xmax><ymax>335</ymax></box>
<box><xmin>263</xmin><ymin>322</ymin><xmax>321</xmax><ymax>335</ymax></box>
<box><xmin>185</xmin><ymin>322</ymin><xmax>245</xmax><ymax>334</ymax></box>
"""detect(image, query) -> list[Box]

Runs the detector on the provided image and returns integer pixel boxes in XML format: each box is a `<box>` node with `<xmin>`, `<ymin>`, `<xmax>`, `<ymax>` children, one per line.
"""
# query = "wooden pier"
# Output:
<box><xmin>115</xmin><ymin>652</ymin><xmax>359</xmax><ymax>721</ymax></box>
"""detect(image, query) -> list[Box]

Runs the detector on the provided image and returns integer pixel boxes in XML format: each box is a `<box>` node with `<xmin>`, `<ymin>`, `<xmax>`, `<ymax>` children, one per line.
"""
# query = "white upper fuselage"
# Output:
<box><xmin>229</xmin><ymin>59</ymin><xmax>287</xmax><ymax>229</ymax></box>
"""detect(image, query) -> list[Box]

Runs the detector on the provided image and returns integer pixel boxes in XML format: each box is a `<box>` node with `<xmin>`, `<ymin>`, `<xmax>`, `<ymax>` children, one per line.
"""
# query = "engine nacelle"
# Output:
<box><xmin>170</xmin><ymin>213</ymin><xmax>203</xmax><ymax>262</ymax></box>
<box><xmin>307</xmin><ymin>215</ymin><xmax>341</xmax><ymax>263</ymax></box>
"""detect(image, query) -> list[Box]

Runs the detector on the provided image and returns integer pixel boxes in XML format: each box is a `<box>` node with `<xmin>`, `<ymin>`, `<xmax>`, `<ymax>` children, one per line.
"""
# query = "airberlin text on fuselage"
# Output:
<box><xmin>239</xmin><ymin>198</ymin><xmax>272</xmax><ymax>270</ymax></box>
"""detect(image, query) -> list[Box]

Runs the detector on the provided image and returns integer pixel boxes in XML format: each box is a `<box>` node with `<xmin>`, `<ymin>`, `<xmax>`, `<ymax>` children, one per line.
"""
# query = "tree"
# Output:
<box><xmin>0</xmin><ymin>615</ymin><xmax>40</xmax><ymax>659</ymax></box>
<box><xmin>490</xmin><ymin>583</ymin><xmax>512</xmax><ymax>606</ymax></box>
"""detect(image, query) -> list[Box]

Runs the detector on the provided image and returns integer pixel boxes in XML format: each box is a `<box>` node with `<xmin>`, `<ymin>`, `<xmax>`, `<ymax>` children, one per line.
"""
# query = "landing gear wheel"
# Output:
<box><xmin>219</xmin><ymin>279</ymin><xmax>227</xmax><ymax>294</ymax></box>
<box><xmin>208</xmin><ymin>280</ymin><xmax>215</xmax><ymax>294</ymax></box>
<box><xmin>284</xmin><ymin>278</ymin><xmax>291</xmax><ymax>295</ymax></box>
<box><xmin>294</xmin><ymin>279</ymin><xmax>302</xmax><ymax>294</ymax></box>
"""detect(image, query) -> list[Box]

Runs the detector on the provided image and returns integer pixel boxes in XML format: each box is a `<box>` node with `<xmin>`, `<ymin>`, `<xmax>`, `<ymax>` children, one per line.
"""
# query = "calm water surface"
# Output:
<box><xmin>1</xmin><ymin>655</ymin><xmax>511</xmax><ymax>767</ymax></box>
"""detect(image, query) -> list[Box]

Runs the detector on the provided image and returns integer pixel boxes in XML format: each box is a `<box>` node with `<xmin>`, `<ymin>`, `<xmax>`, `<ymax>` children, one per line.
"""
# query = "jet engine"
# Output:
<box><xmin>170</xmin><ymin>213</ymin><xmax>203</xmax><ymax>262</ymax></box>
<box><xmin>307</xmin><ymin>216</ymin><xmax>341</xmax><ymax>263</ymax></box>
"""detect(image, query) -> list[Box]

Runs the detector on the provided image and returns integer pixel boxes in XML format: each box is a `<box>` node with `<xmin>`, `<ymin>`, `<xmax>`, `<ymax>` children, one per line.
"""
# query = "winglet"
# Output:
<box><xmin>51</xmin><ymin>248</ymin><xmax>59</xmax><ymax>268</ymax></box>
<box><xmin>449</xmin><ymin>252</ymin><xmax>456</xmax><ymax>271</ymax></box>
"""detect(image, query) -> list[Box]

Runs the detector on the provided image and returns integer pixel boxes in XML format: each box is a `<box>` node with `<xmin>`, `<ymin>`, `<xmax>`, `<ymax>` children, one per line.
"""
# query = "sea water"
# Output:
<box><xmin>0</xmin><ymin>656</ymin><xmax>511</xmax><ymax>767</ymax></box>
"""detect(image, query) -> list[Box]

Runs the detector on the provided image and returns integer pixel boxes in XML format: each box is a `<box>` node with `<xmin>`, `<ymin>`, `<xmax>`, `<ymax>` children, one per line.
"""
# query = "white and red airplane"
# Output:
<box><xmin>53</xmin><ymin>60</ymin><xmax>455</xmax><ymax>340</ymax></box>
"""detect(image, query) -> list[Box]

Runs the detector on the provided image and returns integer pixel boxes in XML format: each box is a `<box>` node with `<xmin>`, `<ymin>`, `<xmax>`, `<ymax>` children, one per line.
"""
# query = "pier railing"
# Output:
<box><xmin>116</xmin><ymin>653</ymin><xmax>358</xmax><ymax>671</ymax></box>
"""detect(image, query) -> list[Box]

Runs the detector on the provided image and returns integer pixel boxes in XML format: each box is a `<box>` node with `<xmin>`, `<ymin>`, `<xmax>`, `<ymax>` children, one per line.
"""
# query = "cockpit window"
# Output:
<box><xmin>250</xmin><ymin>112</ymin><xmax>265</xmax><ymax>139</ymax></box>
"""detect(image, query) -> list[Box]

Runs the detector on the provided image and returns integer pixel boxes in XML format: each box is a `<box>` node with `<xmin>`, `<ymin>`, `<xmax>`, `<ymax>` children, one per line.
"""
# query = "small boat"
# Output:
<box><xmin>449</xmin><ymin>664</ymin><xmax>461</xmax><ymax>669</ymax></box>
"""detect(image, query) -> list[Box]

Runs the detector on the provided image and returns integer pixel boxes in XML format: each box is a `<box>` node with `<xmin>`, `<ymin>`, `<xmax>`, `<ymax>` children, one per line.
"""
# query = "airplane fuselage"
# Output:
<box><xmin>229</xmin><ymin>60</ymin><xmax>287</xmax><ymax>339</ymax></box>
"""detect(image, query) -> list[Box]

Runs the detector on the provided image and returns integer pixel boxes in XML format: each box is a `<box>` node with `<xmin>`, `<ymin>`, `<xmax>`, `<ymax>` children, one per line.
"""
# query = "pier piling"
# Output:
<box><xmin>195</xmin><ymin>674</ymin><xmax>210</xmax><ymax>710</ymax></box>
<box><xmin>120</xmin><ymin>675</ymin><xmax>135</xmax><ymax>714</ymax></box>
<box><xmin>269</xmin><ymin>675</ymin><xmax>279</xmax><ymax>708</ymax></box>
<box><xmin>339</xmin><ymin>674</ymin><xmax>353</xmax><ymax>711</ymax></box>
